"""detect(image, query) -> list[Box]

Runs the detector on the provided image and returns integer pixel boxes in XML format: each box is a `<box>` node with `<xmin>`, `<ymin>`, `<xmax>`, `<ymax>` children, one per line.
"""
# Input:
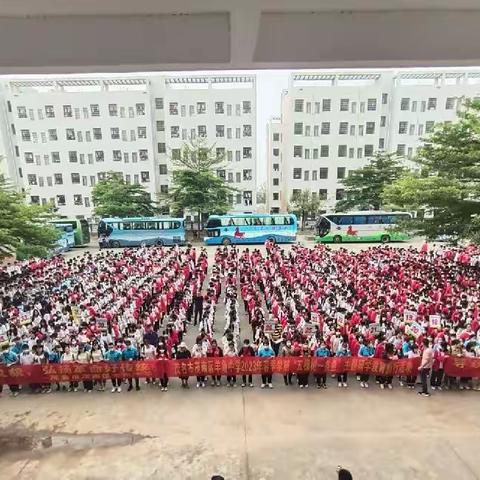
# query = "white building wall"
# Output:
<box><xmin>266</xmin><ymin>117</ymin><xmax>282</xmax><ymax>213</ymax></box>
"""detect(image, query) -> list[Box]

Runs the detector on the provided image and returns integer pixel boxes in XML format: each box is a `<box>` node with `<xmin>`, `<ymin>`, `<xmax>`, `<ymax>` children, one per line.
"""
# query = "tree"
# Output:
<box><xmin>336</xmin><ymin>152</ymin><xmax>405</xmax><ymax>211</ymax></box>
<box><xmin>383</xmin><ymin>100</ymin><xmax>480</xmax><ymax>242</ymax></box>
<box><xmin>92</xmin><ymin>172</ymin><xmax>155</xmax><ymax>218</ymax></box>
<box><xmin>166</xmin><ymin>138</ymin><xmax>236</xmax><ymax>230</ymax></box>
<box><xmin>288</xmin><ymin>190</ymin><xmax>323</xmax><ymax>229</ymax></box>
<box><xmin>0</xmin><ymin>176</ymin><xmax>58</xmax><ymax>259</ymax></box>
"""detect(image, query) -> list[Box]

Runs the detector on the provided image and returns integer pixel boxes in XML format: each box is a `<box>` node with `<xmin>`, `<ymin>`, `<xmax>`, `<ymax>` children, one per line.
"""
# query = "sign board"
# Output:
<box><xmin>303</xmin><ymin>323</ymin><xmax>316</xmax><ymax>337</ymax></box>
<box><xmin>264</xmin><ymin>320</ymin><xmax>275</xmax><ymax>334</ymax></box>
<box><xmin>310</xmin><ymin>313</ymin><xmax>321</xmax><ymax>325</ymax></box>
<box><xmin>429</xmin><ymin>315</ymin><xmax>441</xmax><ymax>328</ymax></box>
<box><xmin>404</xmin><ymin>310</ymin><xmax>417</xmax><ymax>323</ymax></box>
<box><xmin>406</xmin><ymin>322</ymin><xmax>423</xmax><ymax>338</ymax></box>
<box><xmin>336</xmin><ymin>312</ymin><xmax>345</xmax><ymax>326</ymax></box>
<box><xmin>97</xmin><ymin>318</ymin><xmax>108</xmax><ymax>330</ymax></box>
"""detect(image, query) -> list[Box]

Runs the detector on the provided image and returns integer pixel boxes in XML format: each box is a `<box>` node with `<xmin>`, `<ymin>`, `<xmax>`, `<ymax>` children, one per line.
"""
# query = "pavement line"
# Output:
<box><xmin>242</xmin><ymin>391</ymin><xmax>250</xmax><ymax>480</ymax></box>
<box><xmin>448</xmin><ymin>441</ymin><xmax>479</xmax><ymax>480</ymax></box>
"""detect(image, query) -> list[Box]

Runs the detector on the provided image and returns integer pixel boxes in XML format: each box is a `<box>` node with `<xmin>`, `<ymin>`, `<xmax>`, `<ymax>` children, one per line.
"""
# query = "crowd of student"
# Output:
<box><xmin>1</xmin><ymin>242</ymin><xmax>480</xmax><ymax>397</ymax></box>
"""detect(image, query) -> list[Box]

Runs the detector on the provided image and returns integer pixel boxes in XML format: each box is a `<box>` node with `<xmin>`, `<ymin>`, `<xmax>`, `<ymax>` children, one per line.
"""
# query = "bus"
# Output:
<box><xmin>51</xmin><ymin>223</ymin><xmax>75</xmax><ymax>253</ymax></box>
<box><xmin>50</xmin><ymin>218</ymin><xmax>90</xmax><ymax>246</ymax></box>
<box><xmin>315</xmin><ymin>211</ymin><xmax>411</xmax><ymax>243</ymax></box>
<box><xmin>98</xmin><ymin>217</ymin><xmax>186</xmax><ymax>247</ymax></box>
<box><xmin>204</xmin><ymin>213</ymin><xmax>297</xmax><ymax>245</ymax></box>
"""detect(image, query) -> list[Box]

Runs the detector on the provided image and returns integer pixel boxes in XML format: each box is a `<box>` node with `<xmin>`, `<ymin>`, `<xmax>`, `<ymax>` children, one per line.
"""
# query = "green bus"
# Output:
<box><xmin>50</xmin><ymin>219</ymin><xmax>90</xmax><ymax>246</ymax></box>
<box><xmin>315</xmin><ymin>211</ymin><xmax>411</xmax><ymax>243</ymax></box>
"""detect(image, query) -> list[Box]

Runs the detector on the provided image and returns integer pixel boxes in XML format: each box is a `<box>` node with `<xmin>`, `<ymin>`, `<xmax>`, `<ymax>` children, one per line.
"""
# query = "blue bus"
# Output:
<box><xmin>204</xmin><ymin>213</ymin><xmax>297</xmax><ymax>245</ymax></box>
<box><xmin>51</xmin><ymin>223</ymin><xmax>75</xmax><ymax>253</ymax></box>
<box><xmin>98</xmin><ymin>217</ymin><xmax>186</xmax><ymax>247</ymax></box>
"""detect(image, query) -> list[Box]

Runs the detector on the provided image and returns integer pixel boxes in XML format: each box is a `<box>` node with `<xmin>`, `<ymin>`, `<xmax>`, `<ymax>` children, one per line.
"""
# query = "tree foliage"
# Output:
<box><xmin>384</xmin><ymin>100</ymin><xmax>480</xmax><ymax>242</ymax></box>
<box><xmin>92</xmin><ymin>172</ymin><xmax>156</xmax><ymax>218</ymax></box>
<box><xmin>288</xmin><ymin>190</ymin><xmax>323</xmax><ymax>229</ymax></box>
<box><xmin>165</xmin><ymin>138</ymin><xmax>236</xmax><ymax>226</ymax></box>
<box><xmin>336</xmin><ymin>152</ymin><xmax>405</xmax><ymax>211</ymax></box>
<box><xmin>0</xmin><ymin>176</ymin><xmax>58</xmax><ymax>259</ymax></box>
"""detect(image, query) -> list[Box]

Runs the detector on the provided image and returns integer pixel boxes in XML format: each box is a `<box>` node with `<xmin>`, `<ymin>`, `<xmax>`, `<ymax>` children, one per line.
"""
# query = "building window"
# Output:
<box><xmin>379</xmin><ymin>138</ymin><xmax>385</xmax><ymax>149</ymax></box>
<box><xmin>90</xmin><ymin>104</ymin><xmax>100</xmax><ymax>116</ymax></box>
<box><xmin>62</xmin><ymin>105</ymin><xmax>72</xmax><ymax>117</ymax></box>
<box><xmin>427</xmin><ymin>98</ymin><xmax>437</xmax><ymax>110</ymax></box>
<box><xmin>113</xmin><ymin>150</ymin><xmax>122</xmax><ymax>161</ymax></box>
<box><xmin>338</xmin><ymin>145</ymin><xmax>347</xmax><ymax>157</ymax></box>
<box><xmin>17</xmin><ymin>106</ymin><xmax>27</xmax><ymax>118</ymax></box>
<box><xmin>421</xmin><ymin>101</ymin><xmax>426</xmax><ymax>112</ymax></box>
<box><xmin>170</xmin><ymin>126</ymin><xmax>179</xmax><ymax>138</ymax></box>
<box><xmin>27</xmin><ymin>174</ymin><xmax>37</xmax><ymax>185</ymax></box>
<box><xmin>84</xmin><ymin>197</ymin><xmax>90</xmax><ymax>208</ymax></box>
<box><xmin>215</xmin><ymin>101</ymin><xmax>224</xmax><ymax>114</ymax></box>
<box><xmin>93</xmin><ymin>128</ymin><xmax>102</xmax><ymax>140</ymax></box>
<box><xmin>66</xmin><ymin>128</ymin><xmax>75</xmax><ymax>140</ymax></box>
<box><xmin>336</xmin><ymin>189</ymin><xmax>345</xmax><ymax>201</ymax></box>
<box><xmin>293</xmin><ymin>168</ymin><xmax>302</xmax><ymax>179</ymax></box>
<box><xmin>418</xmin><ymin>124</ymin><xmax>424</xmax><ymax>136</ymax></box>
<box><xmin>409</xmin><ymin>124</ymin><xmax>415</xmax><ymax>135</ymax></box>
<box><xmin>243</xmin><ymin>147</ymin><xmax>252</xmax><ymax>159</ymax></box>
<box><xmin>425</xmin><ymin>121</ymin><xmax>435</xmax><ymax>133</ymax></box>
<box><xmin>273</xmin><ymin>178</ymin><xmax>279</xmax><ymax>186</ymax></box>
<box><xmin>108</xmin><ymin>104</ymin><xmax>118</xmax><ymax>116</ymax></box>
<box><xmin>320</xmin><ymin>145</ymin><xmax>329</xmax><ymax>157</ymax></box>
<box><xmin>243</xmin><ymin>125</ymin><xmax>252</xmax><ymax>137</ymax></box>
<box><xmin>319</xmin><ymin>122</ymin><xmax>330</xmax><ymax>135</ymax></box>
<box><xmin>15</xmin><ymin>146</ymin><xmax>19</xmax><ymax>157</ymax></box>
<box><xmin>293</xmin><ymin>145</ymin><xmax>303</xmax><ymax>157</ymax></box>
<box><xmin>68</xmin><ymin>151</ymin><xmax>78</xmax><ymax>163</ymax></box>
<box><xmin>141</xmin><ymin>171</ymin><xmax>150</xmax><ymax>182</ymax></box>
<box><xmin>319</xmin><ymin>167</ymin><xmax>328</xmax><ymax>179</ymax></box>
<box><xmin>171</xmin><ymin>149</ymin><xmax>181</xmax><ymax>160</ymax></box>
<box><xmin>349</xmin><ymin>125</ymin><xmax>355</xmax><ymax>136</ymax></box>
<box><xmin>340</xmin><ymin>98</ymin><xmax>349</xmax><ymax>111</ymax></box>
<box><xmin>273</xmin><ymin>193</ymin><xmax>279</xmax><ymax>201</ymax></box>
<box><xmin>380</xmin><ymin>116</ymin><xmax>386</xmax><ymax>128</ymax></box>
<box><xmin>235</xmin><ymin>128</ymin><xmax>241</xmax><ymax>139</ymax></box>
<box><xmin>304</xmin><ymin>170</ymin><xmax>310</xmax><ymax>181</ymax></box>
<box><xmin>294</xmin><ymin>122</ymin><xmax>303</xmax><ymax>135</ymax></box>
<box><xmin>216</xmin><ymin>147</ymin><xmax>225</xmax><ymax>159</ymax></box>
<box><xmin>382</xmin><ymin>93</ymin><xmax>388</xmax><ymax>104</ymax></box>
<box><xmin>169</xmin><ymin>102</ymin><xmax>178</xmax><ymax>115</ymax></box>
<box><xmin>367</xmin><ymin>98</ymin><xmax>377</xmax><ymax>111</ymax></box>
<box><xmin>400</xmin><ymin>98</ymin><xmax>410</xmax><ymax>111</ymax></box>
<box><xmin>54</xmin><ymin>173</ymin><xmax>63</xmax><ymax>185</ymax></box>
<box><xmin>216</xmin><ymin>125</ymin><xmax>225</xmax><ymax>137</ymax></box>
<box><xmin>21</xmin><ymin>129</ymin><xmax>31</xmax><ymax>141</ymax></box>
<box><xmin>273</xmin><ymin>148</ymin><xmax>279</xmax><ymax>157</ymax></box>
<box><xmin>158</xmin><ymin>143</ymin><xmax>166</xmax><ymax>154</ymax></box>
<box><xmin>198</xmin><ymin>125</ymin><xmax>207</xmax><ymax>137</ymax></box>
<box><xmin>312</xmin><ymin>148</ymin><xmax>318</xmax><ymax>159</ymax></box>
<box><xmin>73</xmin><ymin>194</ymin><xmax>83</xmax><ymax>205</ymax></box>
<box><xmin>349</xmin><ymin>148</ymin><xmax>354</xmax><ymax>158</ymax></box>
<box><xmin>155</xmin><ymin>98</ymin><xmax>164</xmax><ymax>110</ymax></box>
<box><xmin>445</xmin><ymin>97</ymin><xmax>455</xmax><ymax>110</ymax></box>
<box><xmin>45</xmin><ymin>105</ymin><xmax>55</xmax><ymax>118</ymax></box>
<box><xmin>236</xmin><ymin>172</ymin><xmax>241</xmax><ymax>183</ymax></box>
<box><xmin>364</xmin><ymin>144</ymin><xmax>374</xmax><ymax>156</ymax></box>
<box><xmin>243</xmin><ymin>101</ymin><xmax>252</xmax><ymax>114</ymax></box>
<box><xmin>139</xmin><ymin>149</ymin><xmax>148</xmax><ymax>161</ymax></box>
<box><xmin>138</xmin><ymin>127</ymin><xmax>147</xmax><ymax>139</ymax></box>
<box><xmin>337</xmin><ymin>167</ymin><xmax>346</xmax><ymax>179</ymax></box>
<box><xmin>24</xmin><ymin>152</ymin><xmax>34</xmax><ymax>163</ymax></box>
<box><xmin>156</xmin><ymin>120</ymin><xmax>164</xmax><ymax>132</ymax></box>
<box><xmin>71</xmin><ymin>173</ymin><xmax>80</xmax><ymax>184</ymax></box>
<box><xmin>339</xmin><ymin>122</ymin><xmax>348</xmax><ymax>135</ymax></box>
<box><xmin>312</xmin><ymin>170</ymin><xmax>317</xmax><ymax>181</ymax></box>
<box><xmin>136</xmin><ymin>103</ymin><xmax>145</xmax><ymax>116</ymax></box>
<box><xmin>132</xmin><ymin>152</ymin><xmax>138</xmax><ymax>163</ymax></box>
<box><xmin>398</xmin><ymin>121</ymin><xmax>408</xmax><ymax>134</ymax></box>
<box><xmin>304</xmin><ymin>149</ymin><xmax>310</xmax><ymax>159</ymax></box>
<box><xmin>85</xmin><ymin>131</ymin><xmax>91</xmax><ymax>142</ymax></box>
<box><xmin>235</xmin><ymin>150</ymin><xmax>241</xmax><ymax>162</ymax></box>
<box><xmin>243</xmin><ymin>169</ymin><xmax>252</xmax><ymax>181</ymax></box>
<box><xmin>111</xmin><ymin>127</ymin><xmax>120</xmax><ymax>139</ymax></box>
<box><xmin>55</xmin><ymin>194</ymin><xmax>65</xmax><ymax>206</ymax></box>
<box><xmin>396</xmin><ymin>144</ymin><xmax>406</xmax><ymax>156</ymax></box>
<box><xmin>318</xmin><ymin>189</ymin><xmax>327</xmax><ymax>200</ymax></box>
<box><xmin>366</xmin><ymin>122</ymin><xmax>375</xmax><ymax>134</ymax></box>
<box><xmin>313</xmin><ymin>125</ymin><xmax>319</xmax><ymax>136</ymax></box>
<box><xmin>160</xmin><ymin>185</ymin><xmax>169</xmax><ymax>194</ymax></box>
<box><xmin>95</xmin><ymin>151</ymin><xmax>104</xmax><ymax>162</ymax></box>
<box><xmin>273</xmin><ymin>133</ymin><xmax>280</xmax><ymax>141</ymax></box>
<box><xmin>46</xmin><ymin>128</ymin><xmax>57</xmax><ymax>141</ymax></box>
<box><xmin>294</xmin><ymin>99</ymin><xmax>304</xmax><ymax>112</ymax></box>
<box><xmin>273</xmin><ymin>163</ymin><xmax>279</xmax><ymax>171</ymax></box>
<box><xmin>322</xmin><ymin>99</ymin><xmax>331</xmax><ymax>112</ymax></box>
<box><xmin>159</xmin><ymin>164</ymin><xmax>168</xmax><ymax>175</ymax></box>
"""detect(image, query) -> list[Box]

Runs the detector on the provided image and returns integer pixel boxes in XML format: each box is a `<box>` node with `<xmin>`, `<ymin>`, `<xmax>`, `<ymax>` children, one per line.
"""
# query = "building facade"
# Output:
<box><xmin>0</xmin><ymin>74</ymin><xmax>256</xmax><ymax>223</ymax></box>
<box><xmin>266</xmin><ymin>117</ymin><xmax>282</xmax><ymax>213</ymax></box>
<box><xmin>268</xmin><ymin>70</ymin><xmax>480</xmax><ymax>212</ymax></box>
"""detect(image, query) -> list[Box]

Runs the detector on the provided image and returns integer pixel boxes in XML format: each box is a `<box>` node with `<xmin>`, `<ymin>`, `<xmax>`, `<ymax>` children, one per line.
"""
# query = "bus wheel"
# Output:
<box><xmin>381</xmin><ymin>234</ymin><xmax>391</xmax><ymax>244</ymax></box>
<box><xmin>110</xmin><ymin>240</ymin><xmax>121</xmax><ymax>248</ymax></box>
<box><xmin>222</xmin><ymin>238</ymin><xmax>232</xmax><ymax>246</ymax></box>
<box><xmin>333</xmin><ymin>235</ymin><xmax>342</xmax><ymax>244</ymax></box>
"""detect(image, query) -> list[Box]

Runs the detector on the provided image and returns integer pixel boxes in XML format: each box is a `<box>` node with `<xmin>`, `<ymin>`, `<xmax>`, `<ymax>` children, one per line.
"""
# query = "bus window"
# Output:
<box><xmin>133</xmin><ymin>222</ymin><xmax>144</xmax><ymax>230</ymax></box>
<box><xmin>326</xmin><ymin>215</ymin><xmax>339</xmax><ymax>225</ymax></box>
<box><xmin>172</xmin><ymin>221</ymin><xmax>181</xmax><ymax>229</ymax></box>
<box><xmin>163</xmin><ymin>221</ymin><xmax>172</xmax><ymax>229</ymax></box>
<box><xmin>264</xmin><ymin>217</ymin><xmax>274</xmax><ymax>226</ymax></box>
<box><xmin>353</xmin><ymin>216</ymin><xmax>367</xmax><ymax>224</ymax></box>
<box><xmin>338</xmin><ymin>216</ymin><xmax>353</xmax><ymax>225</ymax></box>
<box><xmin>368</xmin><ymin>216</ymin><xmax>382</xmax><ymax>224</ymax></box>
<box><xmin>253</xmin><ymin>217</ymin><xmax>264</xmax><ymax>226</ymax></box>
<box><xmin>146</xmin><ymin>221</ymin><xmax>157</xmax><ymax>230</ymax></box>
<box><xmin>123</xmin><ymin>222</ymin><xmax>132</xmax><ymax>230</ymax></box>
<box><xmin>235</xmin><ymin>218</ymin><xmax>246</xmax><ymax>226</ymax></box>
<box><xmin>207</xmin><ymin>218</ymin><xmax>222</xmax><ymax>228</ymax></box>
<box><xmin>226</xmin><ymin>218</ymin><xmax>235</xmax><ymax>226</ymax></box>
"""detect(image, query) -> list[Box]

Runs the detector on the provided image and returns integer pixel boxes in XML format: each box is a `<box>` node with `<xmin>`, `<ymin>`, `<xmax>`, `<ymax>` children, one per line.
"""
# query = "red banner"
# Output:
<box><xmin>0</xmin><ymin>356</ymin><xmax>478</xmax><ymax>385</ymax></box>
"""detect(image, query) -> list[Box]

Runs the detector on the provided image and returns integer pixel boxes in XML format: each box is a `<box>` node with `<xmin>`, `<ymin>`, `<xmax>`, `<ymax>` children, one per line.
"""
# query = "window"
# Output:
<box><xmin>171</xmin><ymin>149</ymin><xmax>181</xmax><ymax>160</ymax></box>
<box><xmin>357</xmin><ymin>148</ymin><xmax>363</xmax><ymax>159</ymax></box>
<box><xmin>319</xmin><ymin>167</ymin><xmax>328</xmax><ymax>179</ymax></box>
<box><xmin>400</xmin><ymin>98</ymin><xmax>410</xmax><ymax>111</ymax></box>
<box><xmin>71</xmin><ymin>173</ymin><xmax>80</xmax><ymax>184</ymax></box>
<box><xmin>294</xmin><ymin>145</ymin><xmax>303</xmax><ymax>157</ymax></box>
<box><xmin>21</xmin><ymin>129</ymin><xmax>31</xmax><ymax>141</ymax></box>
<box><xmin>113</xmin><ymin>150</ymin><xmax>122</xmax><ymax>161</ymax></box>
<box><xmin>322</xmin><ymin>99</ymin><xmax>331</xmax><ymax>111</ymax></box>
<box><xmin>243</xmin><ymin>169</ymin><xmax>252</xmax><ymax>181</ymax></box>
<box><xmin>93</xmin><ymin>128</ymin><xmax>102</xmax><ymax>140</ymax></box>
<box><xmin>227</xmin><ymin>151</ymin><xmax>233</xmax><ymax>162</ymax></box>
<box><xmin>54</xmin><ymin>173</ymin><xmax>63</xmax><ymax>185</ymax></box>
<box><xmin>215</xmin><ymin>101</ymin><xmax>224</xmax><ymax>114</ymax></box>
<box><xmin>397</xmin><ymin>144</ymin><xmax>406</xmax><ymax>156</ymax></box>
<box><xmin>304</xmin><ymin>170</ymin><xmax>310</xmax><ymax>181</ymax></box>
<box><xmin>273</xmin><ymin>163</ymin><xmax>279</xmax><ymax>172</ymax></box>
<box><xmin>421</xmin><ymin>101</ymin><xmax>426</xmax><ymax>112</ymax></box>
<box><xmin>398</xmin><ymin>121</ymin><xmax>408</xmax><ymax>134</ymax></box>
<box><xmin>293</xmin><ymin>168</ymin><xmax>302</xmax><ymax>179</ymax></box>
<box><xmin>132</xmin><ymin>152</ymin><xmax>138</xmax><ymax>163</ymax></box>
<box><xmin>216</xmin><ymin>125</ymin><xmax>225</xmax><ymax>137</ymax></box>
<box><xmin>358</xmin><ymin>125</ymin><xmax>364</xmax><ymax>136</ymax></box>
<box><xmin>411</xmin><ymin>101</ymin><xmax>417</xmax><ymax>112</ymax></box>
<box><xmin>409</xmin><ymin>124</ymin><xmax>415</xmax><ymax>135</ymax></box>
<box><xmin>66</xmin><ymin>151</ymin><xmax>77</xmax><ymax>163</ymax></box>
<box><xmin>243</xmin><ymin>101</ymin><xmax>252</xmax><ymax>114</ymax></box>
<box><xmin>320</xmin><ymin>145</ymin><xmax>329</xmax><ymax>157</ymax></box>
<box><xmin>272</xmin><ymin>193</ymin><xmax>279</xmax><ymax>201</ymax></box>
<box><xmin>446</xmin><ymin>97</ymin><xmax>455</xmax><ymax>110</ymax></box>
<box><xmin>170</xmin><ymin>126</ymin><xmax>179</xmax><ymax>138</ymax></box>
<box><xmin>382</xmin><ymin>93</ymin><xmax>388</xmax><ymax>104</ymax></box>
<box><xmin>312</xmin><ymin>148</ymin><xmax>318</xmax><ymax>159</ymax></box>
<box><xmin>365</xmin><ymin>122</ymin><xmax>375</xmax><ymax>135</ymax></box>
<box><xmin>273</xmin><ymin>148</ymin><xmax>279</xmax><ymax>157</ymax></box>
<box><xmin>154</xmin><ymin>120</ymin><xmax>164</xmax><ymax>133</ymax></box>
<box><xmin>380</xmin><ymin>116</ymin><xmax>386</xmax><ymax>128</ymax></box>
<box><xmin>243</xmin><ymin>147</ymin><xmax>252</xmax><ymax>159</ymax></box>
<box><xmin>61</xmin><ymin>105</ymin><xmax>72</xmax><ymax>118</ymax></box>
<box><xmin>216</xmin><ymin>147</ymin><xmax>225</xmax><ymax>159</ymax></box>
<box><xmin>46</xmin><ymin>176</ymin><xmax>52</xmax><ymax>186</ymax></box>
<box><xmin>138</xmin><ymin>127</ymin><xmax>147</xmax><ymax>139</ymax></box>
<box><xmin>337</xmin><ymin>167</ymin><xmax>346</xmax><ymax>179</ymax></box>
<box><xmin>306</xmin><ymin>102</ymin><xmax>312</xmax><ymax>114</ymax></box>
<box><xmin>336</xmin><ymin>189</ymin><xmax>345</xmax><ymax>201</ymax></box>
<box><xmin>139</xmin><ymin>149</ymin><xmax>148</xmax><ymax>161</ymax></box>
<box><xmin>273</xmin><ymin>178</ymin><xmax>279</xmax><ymax>186</ymax></box>
<box><xmin>45</xmin><ymin>105</ymin><xmax>55</xmax><ymax>118</ymax></box>
<box><xmin>294</xmin><ymin>99</ymin><xmax>304</xmax><ymax>112</ymax></box>
<box><xmin>351</xmin><ymin>102</ymin><xmax>357</xmax><ymax>114</ymax></box>
<box><xmin>338</xmin><ymin>145</ymin><xmax>347</xmax><ymax>157</ymax></box>
<box><xmin>108</xmin><ymin>127</ymin><xmax>119</xmax><ymax>140</ymax></box>
<box><xmin>196</xmin><ymin>102</ymin><xmax>206</xmax><ymax>114</ymax></box>
<box><xmin>84</xmin><ymin>197</ymin><xmax>90</xmax><ymax>208</ymax></box>
<box><xmin>90</xmin><ymin>104</ymin><xmax>100</xmax><ymax>116</ymax></box>
<box><xmin>378</xmin><ymin>138</ymin><xmax>385</xmax><ymax>149</ymax></box>
<box><xmin>418</xmin><ymin>124</ymin><xmax>424</xmax><ymax>136</ymax></box>
<box><xmin>407</xmin><ymin>147</ymin><xmax>413</xmax><ymax>159</ymax></box>
<box><xmin>242</xmin><ymin>124</ymin><xmax>252</xmax><ymax>137</ymax></box>
<box><xmin>159</xmin><ymin>164</ymin><xmax>168</xmax><ymax>175</ymax></box>
<box><xmin>160</xmin><ymin>185</ymin><xmax>169</xmax><ymax>194</ymax></box>
<box><xmin>158</xmin><ymin>142</ymin><xmax>166</xmax><ymax>154</ymax></box>
<box><xmin>227</xmin><ymin>104</ymin><xmax>232</xmax><ymax>116</ymax></box>
<box><xmin>235</xmin><ymin>150</ymin><xmax>241</xmax><ymax>162</ymax></box>
<box><xmin>340</xmin><ymin>98</ymin><xmax>349</xmax><ymax>111</ymax></box>
<box><xmin>74</xmin><ymin>195</ymin><xmax>83</xmax><ymax>205</ymax></box>
<box><xmin>319</xmin><ymin>189</ymin><xmax>327</xmax><ymax>200</ymax></box>
<box><xmin>95</xmin><ymin>151</ymin><xmax>104</xmax><ymax>162</ymax></box>
<box><xmin>17</xmin><ymin>106</ymin><xmax>27</xmax><ymax>118</ymax></box>
<box><xmin>427</xmin><ymin>98</ymin><xmax>437</xmax><ymax>110</ymax></box>
<box><xmin>314</xmin><ymin>102</ymin><xmax>321</xmax><ymax>114</ymax></box>
<box><xmin>304</xmin><ymin>149</ymin><xmax>310</xmax><ymax>159</ymax></box>
<box><xmin>294</xmin><ymin>122</ymin><xmax>303</xmax><ymax>135</ymax></box>
<box><xmin>339</xmin><ymin>122</ymin><xmax>348</xmax><ymax>135</ymax></box>
<box><xmin>24</xmin><ymin>152</ymin><xmax>34</xmax><ymax>163</ymax></box>
<box><xmin>236</xmin><ymin>172</ymin><xmax>241</xmax><ymax>183</ymax></box>
<box><xmin>136</xmin><ymin>103</ymin><xmax>145</xmax><ymax>116</ymax></box>
<box><xmin>235</xmin><ymin>127</ymin><xmax>241</xmax><ymax>139</ymax></box>
<box><xmin>169</xmin><ymin>102</ymin><xmax>178</xmax><ymax>115</ymax></box>
<box><xmin>349</xmin><ymin>148</ymin><xmax>354</xmax><ymax>158</ymax></box>
<box><xmin>364</xmin><ymin>144</ymin><xmax>374</xmax><ymax>156</ymax></box>
<box><xmin>15</xmin><ymin>146</ymin><xmax>19</xmax><ymax>157</ymax></box>
<box><xmin>313</xmin><ymin>125</ymin><xmax>319</xmax><ymax>136</ymax></box>
<box><xmin>47</xmin><ymin>128</ymin><xmax>57</xmax><ymax>141</ymax></box>
<box><xmin>141</xmin><ymin>171</ymin><xmax>150</xmax><ymax>183</ymax></box>
<box><xmin>106</xmin><ymin>103</ymin><xmax>117</xmax><ymax>117</ymax></box>
<box><xmin>425</xmin><ymin>121</ymin><xmax>435</xmax><ymax>133</ymax></box>
<box><xmin>85</xmin><ymin>131</ymin><xmax>91</xmax><ymax>142</ymax></box>
<box><xmin>155</xmin><ymin>98</ymin><xmax>164</xmax><ymax>110</ymax></box>
<box><xmin>198</xmin><ymin>125</ymin><xmax>207</xmax><ymax>137</ymax></box>
<box><xmin>367</xmin><ymin>98</ymin><xmax>377</xmax><ymax>111</ymax></box>
<box><xmin>27</xmin><ymin>174</ymin><xmax>37</xmax><ymax>185</ymax></box>
<box><xmin>66</xmin><ymin>128</ymin><xmax>75</xmax><ymax>140</ymax></box>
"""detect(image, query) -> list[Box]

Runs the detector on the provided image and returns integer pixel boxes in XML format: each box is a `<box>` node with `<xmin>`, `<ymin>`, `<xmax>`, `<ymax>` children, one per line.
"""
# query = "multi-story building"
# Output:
<box><xmin>266</xmin><ymin>117</ymin><xmax>282</xmax><ymax>213</ymax></box>
<box><xmin>0</xmin><ymin>74</ymin><xmax>256</xmax><ymax>223</ymax></box>
<box><xmin>269</xmin><ymin>70</ymin><xmax>480</xmax><ymax>212</ymax></box>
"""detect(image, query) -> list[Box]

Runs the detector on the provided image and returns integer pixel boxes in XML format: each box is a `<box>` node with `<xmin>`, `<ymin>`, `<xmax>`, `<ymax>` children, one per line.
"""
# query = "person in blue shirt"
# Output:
<box><xmin>122</xmin><ymin>340</ymin><xmax>140</xmax><ymax>392</ymax></box>
<box><xmin>105</xmin><ymin>342</ymin><xmax>123</xmax><ymax>393</ymax></box>
<box><xmin>257</xmin><ymin>341</ymin><xmax>275</xmax><ymax>388</ymax></box>
<box><xmin>336</xmin><ymin>341</ymin><xmax>351</xmax><ymax>388</ymax></box>
<box><xmin>358</xmin><ymin>339</ymin><xmax>374</xmax><ymax>388</ymax></box>
<box><xmin>48</xmin><ymin>345</ymin><xmax>62</xmax><ymax>391</ymax></box>
<box><xmin>314</xmin><ymin>341</ymin><xmax>330</xmax><ymax>389</ymax></box>
<box><xmin>0</xmin><ymin>344</ymin><xmax>20</xmax><ymax>396</ymax></box>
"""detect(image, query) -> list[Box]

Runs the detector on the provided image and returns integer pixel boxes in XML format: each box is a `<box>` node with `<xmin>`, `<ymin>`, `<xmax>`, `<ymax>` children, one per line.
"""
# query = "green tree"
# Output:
<box><xmin>166</xmin><ymin>138</ymin><xmax>236</xmax><ymax>230</ymax></box>
<box><xmin>92</xmin><ymin>172</ymin><xmax>155</xmax><ymax>217</ymax></box>
<box><xmin>336</xmin><ymin>152</ymin><xmax>405</xmax><ymax>211</ymax></box>
<box><xmin>384</xmin><ymin>100</ymin><xmax>480</xmax><ymax>242</ymax></box>
<box><xmin>288</xmin><ymin>190</ymin><xmax>323</xmax><ymax>229</ymax></box>
<box><xmin>0</xmin><ymin>176</ymin><xmax>58</xmax><ymax>259</ymax></box>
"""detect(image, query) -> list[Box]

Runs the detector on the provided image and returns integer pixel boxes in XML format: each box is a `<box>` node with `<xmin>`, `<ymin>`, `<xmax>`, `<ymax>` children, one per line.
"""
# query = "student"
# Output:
<box><xmin>207</xmin><ymin>339</ymin><xmax>223</xmax><ymax>387</ymax></box>
<box><xmin>239</xmin><ymin>339</ymin><xmax>255</xmax><ymax>387</ymax></box>
<box><xmin>405</xmin><ymin>344</ymin><xmax>419</xmax><ymax>389</ymax></box>
<box><xmin>90</xmin><ymin>342</ymin><xmax>105</xmax><ymax>391</ymax></box>
<box><xmin>297</xmin><ymin>347</ymin><xmax>311</xmax><ymax>388</ymax></box>
<box><xmin>175</xmin><ymin>342</ymin><xmax>191</xmax><ymax>388</ymax></box>
<box><xmin>1</xmin><ymin>344</ymin><xmax>20</xmax><ymax>396</ymax></box>
<box><xmin>225</xmin><ymin>341</ymin><xmax>237</xmax><ymax>387</ymax></box>
<box><xmin>336</xmin><ymin>341</ymin><xmax>351</xmax><ymax>388</ymax></box>
<box><xmin>77</xmin><ymin>344</ymin><xmax>93</xmax><ymax>392</ymax></box>
<box><xmin>192</xmin><ymin>337</ymin><xmax>207</xmax><ymax>388</ymax></box>
<box><xmin>314</xmin><ymin>341</ymin><xmax>330</xmax><ymax>389</ymax></box>
<box><xmin>358</xmin><ymin>339</ymin><xmax>374</xmax><ymax>388</ymax></box>
<box><xmin>61</xmin><ymin>345</ymin><xmax>78</xmax><ymax>392</ymax></box>
<box><xmin>48</xmin><ymin>344</ymin><xmax>63</xmax><ymax>391</ymax></box>
<box><xmin>257</xmin><ymin>340</ymin><xmax>275</xmax><ymax>389</ymax></box>
<box><xmin>157</xmin><ymin>344</ymin><xmax>170</xmax><ymax>392</ymax></box>
<box><xmin>281</xmin><ymin>340</ymin><xmax>294</xmax><ymax>386</ymax></box>
<box><xmin>143</xmin><ymin>341</ymin><xmax>157</xmax><ymax>385</ymax></box>
<box><xmin>105</xmin><ymin>342</ymin><xmax>122</xmax><ymax>393</ymax></box>
<box><xmin>122</xmin><ymin>339</ymin><xmax>140</xmax><ymax>391</ymax></box>
<box><xmin>380</xmin><ymin>343</ymin><xmax>397</xmax><ymax>390</ymax></box>
<box><xmin>418</xmin><ymin>338</ymin><xmax>433</xmax><ymax>397</ymax></box>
